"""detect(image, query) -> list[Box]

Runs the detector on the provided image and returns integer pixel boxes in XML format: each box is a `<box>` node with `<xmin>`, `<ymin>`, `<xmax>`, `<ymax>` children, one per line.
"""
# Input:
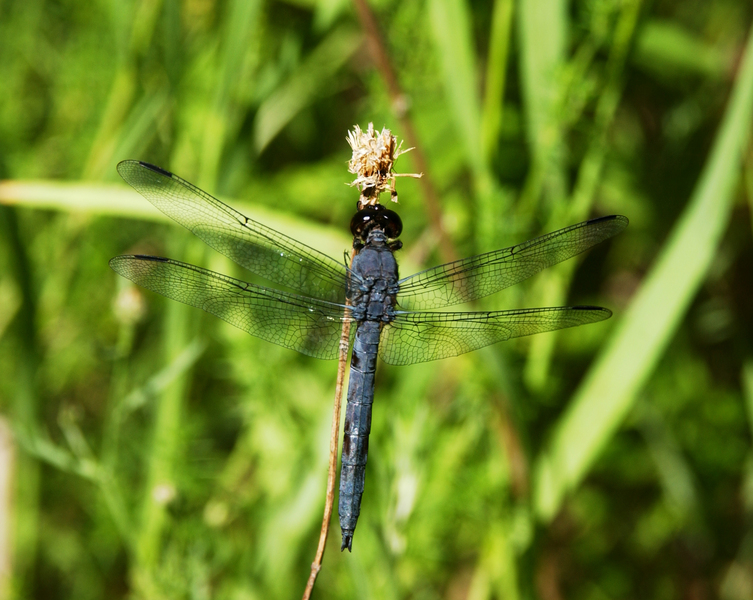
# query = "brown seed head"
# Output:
<box><xmin>347</xmin><ymin>123</ymin><xmax>421</xmax><ymax>208</ymax></box>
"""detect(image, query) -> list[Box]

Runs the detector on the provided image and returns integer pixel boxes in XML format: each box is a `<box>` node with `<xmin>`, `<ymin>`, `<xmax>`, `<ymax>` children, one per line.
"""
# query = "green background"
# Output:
<box><xmin>2</xmin><ymin>0</ymin><xmax>753</xmax><ymax>598</ymax></box>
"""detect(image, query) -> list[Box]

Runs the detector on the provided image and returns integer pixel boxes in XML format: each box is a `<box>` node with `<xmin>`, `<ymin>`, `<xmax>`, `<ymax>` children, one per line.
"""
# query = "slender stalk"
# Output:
<box><xmin>302</xmin><ymin>256</ymin><xmax>354</xmax><ymax>600</ymax></box>
<box><xmin>481</xmin><ymin>0</ymin><xmax>514</xmax><ymax>164</ymax></box>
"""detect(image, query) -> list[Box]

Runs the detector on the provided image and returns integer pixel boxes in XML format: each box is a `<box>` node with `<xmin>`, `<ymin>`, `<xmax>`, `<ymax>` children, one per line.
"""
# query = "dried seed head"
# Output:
<box><xmin>347</xmin><ymin>123</ymin><xmax>421</xmax><ymax>208</ymax></box>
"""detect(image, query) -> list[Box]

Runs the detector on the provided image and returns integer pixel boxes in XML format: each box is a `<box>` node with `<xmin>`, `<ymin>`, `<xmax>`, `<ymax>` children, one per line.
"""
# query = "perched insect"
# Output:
<box><xmin>110</xmin><ymin>160</ymin><xmax>628</xmax><ymax>551</ymax></box>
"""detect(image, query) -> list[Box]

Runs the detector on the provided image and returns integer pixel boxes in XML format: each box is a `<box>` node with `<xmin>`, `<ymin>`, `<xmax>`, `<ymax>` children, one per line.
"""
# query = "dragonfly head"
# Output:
<box><xmin>350</xmin><ymin>204</ymin><xmax>402</xmax><ymax>245</ymax></box>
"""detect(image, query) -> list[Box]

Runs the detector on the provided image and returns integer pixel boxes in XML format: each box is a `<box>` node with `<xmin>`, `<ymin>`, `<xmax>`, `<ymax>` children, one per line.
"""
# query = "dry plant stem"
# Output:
<box><xmin>352</xmin><ymin>0</ymin><xmax>458</xmax><ymax>263</ymax></box>
<box><xmin>302</xmin><ymin>266</ymin><xmax>354</xmax><ymax>599</ymax></box>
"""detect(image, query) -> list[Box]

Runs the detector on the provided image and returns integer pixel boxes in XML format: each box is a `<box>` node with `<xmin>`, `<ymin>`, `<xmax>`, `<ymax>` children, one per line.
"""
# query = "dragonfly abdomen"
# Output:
<box><xmin>339</xmin><ymin>320</ymin><xmax>380</xmax><ymax>551</ymax></box>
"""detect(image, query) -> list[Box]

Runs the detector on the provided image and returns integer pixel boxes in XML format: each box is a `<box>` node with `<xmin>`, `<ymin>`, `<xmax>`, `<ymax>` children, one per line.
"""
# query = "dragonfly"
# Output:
<box><xmin>110</xmin><ymin>160</ymin><xmax>628</xmax><ymax>551</ymax></box>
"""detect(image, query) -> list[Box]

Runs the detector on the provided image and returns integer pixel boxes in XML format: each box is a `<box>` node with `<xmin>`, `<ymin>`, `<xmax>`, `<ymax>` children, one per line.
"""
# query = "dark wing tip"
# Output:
<box><xmin>341</xmin><ymin>532</ymin><xmax>353</xmax><ymax>552</ymax></box>
<box><xmin>133</xmin><ymin>254</ymin><xmax>170</xmax><ymax>262</ymax></box>
<box><xmin>116</xmin><ymin>159</ymin><xmax>174</xmax><ymax>179</ymax></box>
<box><xmin>110</xmin><ymin>254</ymin><xmax>170</xmax><ymax>273</ymax></box>
<box><xmin>586</xmin><ymin>214</ymin><xmax>629</xmax><ymax>229</ymax></box>
<box><xmin>111</xmin><ymin>254</ymin><xmax>169</xmax><ymax>263</ymax></box>
<box><xmin>138</xmin><ymin>162</ymin><xmax>173</xmax><ymax>178</ymax></box>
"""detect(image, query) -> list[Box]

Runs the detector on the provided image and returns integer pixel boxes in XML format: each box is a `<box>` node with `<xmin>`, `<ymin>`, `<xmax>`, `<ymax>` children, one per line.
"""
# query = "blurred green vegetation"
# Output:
<box><xmin>1</xmin><ymin>0</ymin><xmax>753</xmax><ymax>598</ymax></box>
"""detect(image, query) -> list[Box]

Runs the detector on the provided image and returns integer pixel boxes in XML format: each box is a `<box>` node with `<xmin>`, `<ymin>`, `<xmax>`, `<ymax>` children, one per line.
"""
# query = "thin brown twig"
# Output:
<box><xmin>302</xmin><ymin>260</ymin><xmax>354</xmax><ymax>600</ymax></box>
<box><xmin>352</xmin><ymin>0</ymin><xmax>458</xmax><ymax>263</ymax></box>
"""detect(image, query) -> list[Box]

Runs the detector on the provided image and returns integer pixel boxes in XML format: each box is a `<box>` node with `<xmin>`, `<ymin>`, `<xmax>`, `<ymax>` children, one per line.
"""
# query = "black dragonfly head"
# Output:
<box><xmin>350</xmin><ymin>204</ymin><xmax>403</xmax><ymax>250</ymax></box>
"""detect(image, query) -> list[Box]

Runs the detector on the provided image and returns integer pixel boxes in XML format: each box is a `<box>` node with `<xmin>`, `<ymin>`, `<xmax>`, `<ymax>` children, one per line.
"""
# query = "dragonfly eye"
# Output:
<box><xmin>350</xmin><ymin>205</ymin><xmax>403</xmax><ymax>240</ymax></box>
<box><xmin>381</xmin><ymin>209</ymin><xmax>402</xmax><ymax>238</ymax></box>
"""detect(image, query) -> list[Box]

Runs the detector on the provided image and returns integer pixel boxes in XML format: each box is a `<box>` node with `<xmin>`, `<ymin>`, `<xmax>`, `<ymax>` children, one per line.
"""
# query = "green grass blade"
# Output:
<box><xmin>429</xmin><ymin>0</ymin><xmax>483</xmax><ymax>173</ymax></box>
<box><xmin>633</xmin><ymin>19</ymin><xmax>730</xmax><ymax>79</ymax></box>
<box><xmin>516</xmin><ymin>0</ymin><xmax>567</xmax><ymax>151</ymax></box>
<box><xmin>533</xmin><ymin>23</ymin><xmax>753</xmax><ymax>522</ymax></box>
<box><xmin>429</xmin><ymin>0</ymin><xmax>511</xmax><ymax>250</ymax></box>
<box><xmin>0</xmin><ymin>179</ymin><xmax>352</xmax><ymax>260</ymax></box>
<box><xmin>199</xmin><ymin>0</ymin><xmax>263</xmax><ymax>187</ymax></box>
<box><xmin>516</xmin><ymin>0</ymin><xmax>567</xmax><ymax>209</ymax></box>
<box><xmin>253</xmin><ymin>26</ymin><xmax>362</xmax><ymax>153</ymax></box>
<box><xmin>481</xmin><ymin>0</ymin><xmax>514</xmax><ymax>164</ymax></box>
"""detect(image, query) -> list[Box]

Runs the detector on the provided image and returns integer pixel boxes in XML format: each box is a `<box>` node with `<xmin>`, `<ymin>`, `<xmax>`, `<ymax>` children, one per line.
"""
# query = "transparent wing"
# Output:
<box><xmin>110</xmin><ymin>255</ymin><xmax>354</xmax><ymax>360</ymax></box>
<box><xmin>117</xmin><ymin>160</ymin><xmax>351</xmax><ymax>303</ymax></box>
<box><xmin>378</xmin><ymin>306</ymin><xmax>612</xmax><ymax>365</ymax></box>
<box><xmin>397</xmin><ymin>215</ymin><xmax>628</xmax><ymax>310</ymax></box>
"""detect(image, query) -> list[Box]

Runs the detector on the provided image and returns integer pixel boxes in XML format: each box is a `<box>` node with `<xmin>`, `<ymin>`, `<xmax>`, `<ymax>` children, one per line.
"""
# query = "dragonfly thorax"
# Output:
<box><xmin>349</xmin><ymin>241</ymin><xmax>399</xmax><ymax>323</ymax></box>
